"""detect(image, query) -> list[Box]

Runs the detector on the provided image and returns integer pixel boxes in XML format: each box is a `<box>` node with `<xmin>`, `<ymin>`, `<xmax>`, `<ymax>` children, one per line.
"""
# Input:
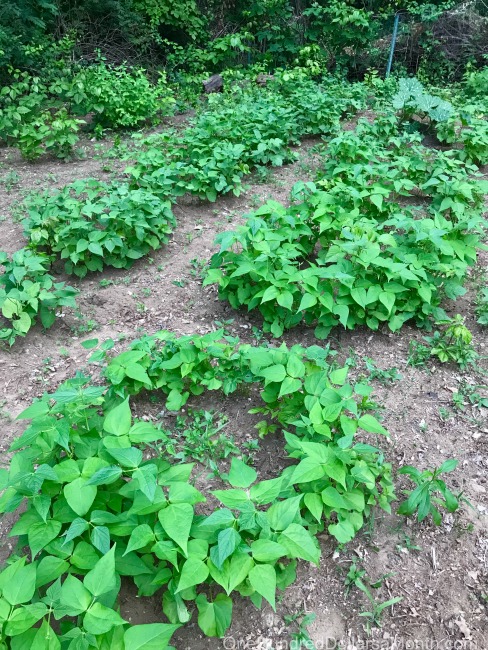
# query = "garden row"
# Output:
<box><xmin>0</xmin><ymin>329</ymin><xmax>461</xmax><ymax>647</ymax></box>
<box><xmin>204</xmin><ymin>79</ymin><xmax>488</xmax><ymax>339</ymax></box>
<box><xmin>0</xmin><ymin>74</ymin><xmax>363</xmax><ymax>345</ymax></box>
<box><xmin>1</xmin><ymin>76</ymin><xmax>487</xmax><ymax>347</ymax></box>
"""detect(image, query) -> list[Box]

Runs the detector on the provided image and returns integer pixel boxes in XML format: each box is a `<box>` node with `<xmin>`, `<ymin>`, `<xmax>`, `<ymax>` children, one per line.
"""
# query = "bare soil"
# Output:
<box><xmin>0</xmin><ymin>131</ymin><xmax>486</xmax><ymax>650</ymax></box>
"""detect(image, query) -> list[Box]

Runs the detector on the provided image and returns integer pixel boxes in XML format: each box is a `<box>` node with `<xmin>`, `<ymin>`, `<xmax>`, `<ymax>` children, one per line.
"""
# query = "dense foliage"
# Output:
<box><xmin>0</xmin><ymin>330</ymin><xmax>397</xmax><ymax>646</ymax></box>
<box><xmin>204</xmin><ymin>104</ymin><xmax>488</xmax><ymax>337</ymax></box>
<box><xmin>0</xmin><ymin>249</ymin><xmax>77</xmax><ymax>345</ymax></box>
<box><xmin>23</xmin><ymin>179</ymin><xmax>176</xmax><ymax>277</ymax></box>
<box><xmin>0</xmin><ymin>64</ymin><xmax>175</xmax><ymax>160</ymax></box>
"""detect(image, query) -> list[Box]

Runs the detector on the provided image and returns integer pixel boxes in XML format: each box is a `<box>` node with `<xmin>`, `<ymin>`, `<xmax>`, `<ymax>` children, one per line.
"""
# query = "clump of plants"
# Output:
<box><xmin>22</xmin><ymin>179</ymin><xmax>176</xmax><ymax>277</ymax></box>
<box><xmin>0</xmin><ymin>248</ymin><xmax>78</xmax><ymax>345</ymax></box>
<box><xmin>408</xmin><ymin>315</ymin><xmax>478</xmax><ymax>369</ymax></box>
<box><xmin>203</xmin><ymin>108</ymin><xmax>487</xmax><ymax>339</ymax></box>
<box><xmin>0</xmin><ymin>331</ymin><xmax>399</xmax><ymax>644</ymax></box>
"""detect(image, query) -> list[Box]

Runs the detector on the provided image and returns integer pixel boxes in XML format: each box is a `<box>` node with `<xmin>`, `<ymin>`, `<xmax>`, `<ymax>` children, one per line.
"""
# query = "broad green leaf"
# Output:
<box><xmin>106</xmin><ymin>447</ymin><xmax>142</xmax><ymax>468</ymax></box>
<box><xmin>278</xmin><ymin>376</ymin><xmax>301</xmax><ymax>398</ymax></box>
<box><xmin>176</xmin><ymin>557</ymin><xmax>209</xmax><ymax>593</ymax></box>
<box><xmin>123</xmin><ymin>623</ymin><xmax>181</xmax><ymax>650</ymax></box>
<box><xmin>63</xmin><ymin>518</ymin><xmax>89</xmax><ymax>546</ymax></box>
<box><xmin>59</xmin><ymin>575</ymin><xmax>92</xmax><ymax>616</ymax></box>
<box><xmin>304</xmin><ymin>493</ymin><xmax>323</xmax><ymax>522</ymax></box>
<box><xmin>83</xmin><ymin>602</ymin><xmax>126</xmax><ymax>635</ymax></box>
<box><xmin>31</xmin><ymin>620</ymin><xmax>60</xmax><ymax>650</ymax></box>
<box><xmin>358</xmin><ymin>414</ymin><xmax>389</xmax><ymax>436</ymax></box>
<box><xmin>227</xmin><ymin>458</ymin><xmax>257</xmax><ymax>488</ymax></box>
<box><xmin>251</xmin><ymin>539</ymin><xmax>287</xmax><ymax>563</ymax></box>
<box><xmin>290</xmin><ymin>457</ymin><xmax>324</xmax><ymax>484</ymax></box>
<box><xmin>1</xmin><ymin>561</ymin><xmax>36</xmax><ymax>606</ymax></box>
<box><xmin>84</xmin><ymin>545</ymin><xmax>117</xmax><ymax>597</ymax></box>
<box><xmin>195</xmin><ymin>593</ymin><xmax>232</xmax><ymax>638</ymax></box>
<box><xmin>91</xmin><ymin>526</ymin><xmax>110</xmax><ymax>555</ymax></box>
<box><xmin>277</xmin><ymin>524</ymin><xmax>320</xmax><ymax>565</ymax></box>
<box><xmin>124</xmin><ymin>524</ymin><xmax>155</xmax><ymax>555</ymax></box>
<box><xmin>168</xmin><ymin>482</ymin><xmax>205</xmax><ymax>505</ymax></box>
<box><xmin>104</xmin><ymin>398</ymin><xmax>132</xmax><ymax>437</ymax></box>
<box><xmin>212</xmin><ymin>528</ymin><xmax>241</xmax><ymax>569</ymax></box>
<box><xmin>158</xmin><ymin>503</ymin><xmax>193</xmax><ymax>555</ymax></box>
<box><xmin>5</xmin><ymin>602</ymin><xmax>47</xmax><ymax>636</ymax></box>
<box><xmin>36</xmin><ymin>556</ymin><xmax>69</xmax><ymax>588</ymax></box>
<box><xmin>64</xmin><ymin>478</ymin><xmax>97</xmax><ymax>516</ymax></box>
<box><xmin>267</xmin><ymin>495</ymin><xmax>302</xmax><ymax>531</ymax></box>
<box><xmin>328</xmin><ymin>519</ymin><xmax>356</xmax><ymax>544</ymax></box>
<box><xmin>249</xmin><ymin>477</ymin><xmax>283</xmax><ymax>505</ymax></box>
<box><xmin>249</xmin><ymin>564</ymin><xmax>276</xmax><ymax>610</ymax></box>
<box><xmin>211</xmin><ymin>489</ymin><xmax>250</xmax><ymax>509</ymax></box>
<box><xmin>28</xmin><ymin>519</ymin><xmax>61</xmax><ymax>558</ymax></box>
<box><xmin>87</xmin><ymin>466</ymin><xmax>122</xmax><ymax>486</ymax></box>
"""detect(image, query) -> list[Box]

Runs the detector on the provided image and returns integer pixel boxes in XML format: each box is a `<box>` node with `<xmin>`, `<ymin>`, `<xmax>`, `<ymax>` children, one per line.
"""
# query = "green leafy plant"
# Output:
<box><xmin>151</xmin><ymin>409</ymin><xmax>243</xmax><ymax>474</ymax></box>
<box><xmin>284</xmin><ymin>610</ymin><xmax>316</xmax><ymax>649</ymax></box>
<box><xmin>0</xmin><ymin>248</ymin><xmax>78</xmax><ymax>345</ymax></box>
<box><xmin>23</xmin><ymin>179</ymin><xmax>176</xmax><ymax>277</ymax></box>
<box><xmin>452</xmin><ymin>380</ymin><xmax>488</xmax><ymax>412</ymax></box>
<box><xmin>363</xmin><ymin>358</ymin><xmax>402</xmax><ymax>385</ymax></box>
<box><xmin>476</xmin><ymin>286</ymin><xmax>488</xmax><ymax>326</ymax></box>
<box><xmin>408</xmin><ymin>316</ymin><xmax>478</xmax><ymax>369</ymax></box>
<box><xmin>345</xmin><ymin>562</ymin><xmax>402</xmax><ymax>631</ymax></box>
<box><xmin>397</xmin><ymin>459</ymin><xmax>464</xmax><ymax>525</ymax></box>
<box><xmin>0</xmin><ymin>331</ymin><xmax>398</xmax><ymax>643</ymax></box>
<box><xmin>392</xmin><ymin>77</ymin><xmax>453</xmax><ymax>126</ymax></box>
<box><xmin>72</xmin><ymin>62</ymin><xmax>175</xmax><ymax>129</ymax></box>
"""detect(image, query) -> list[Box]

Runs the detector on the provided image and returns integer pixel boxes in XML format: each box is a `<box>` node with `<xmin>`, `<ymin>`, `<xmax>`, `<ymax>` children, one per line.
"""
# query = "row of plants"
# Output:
<box><xmin>2</xmin><ymin>76</ymin><xmax>357</xmax><ymax>340</ymax></box>
<box><xmin>203</xmin><ymin>90</ymin><xmax>488</xmax><ymax>338</ymax></box>
<box><xmin>0</xmin><ymin>63</ymin><xmax>175</xmax><ymax>160</ymax></box>
<box><xmin>0</xmin><ymin>329</ymin><xmax>463</xmax><ymax>647</ymax></box>
<box><xmin>3</xmin><ymin>75</ymin><xmax>487</xmax><ymax>344</ymax></box>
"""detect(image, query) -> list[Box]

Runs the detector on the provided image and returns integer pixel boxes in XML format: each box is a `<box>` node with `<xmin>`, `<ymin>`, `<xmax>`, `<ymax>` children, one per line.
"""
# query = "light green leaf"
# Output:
<box><xmin>124</xmin><ymin>524</ymin><xmax>155</xmax><ymax>555</ymax></box>
<box><xmin>83</xmin><ymin>602</ymin><xmax>126</xmax><ymax>635</ymax></box>
<box><xmin>84</xmin><ymin>545</ymin><xmax>117</xmax><ymax>597</ymax></box>
<box><xmin>158</xmin><ymin>503</ymin><xmax>193</xmax><ymax>555</ymax></box>
<box><xmin>104</xmin><ymin>397</ymin><xmax>132</xmax><ymax>436</ymax></box>
<box><xmin>64</xmin><ymin>478</ymin><xmax>97</xmax><ymax>516</ymax></box>
<box><xmin>123</xmin><ymin>623</ymin><xmax>181</xmax><ymax>650</ymax></box>
<box><xmin>249</xmin><ymin>564</ymin><xmax>276</xmax><ymax>610</ymax></box>
<box><xmin>277</xmin><ymin>523</ymin><xmax>320</xmax><ymax>565</ymax></box>
<box><xmin>251</xmin><ymin>539</ymin><xmax>287</xmax><ymax>563</ymax></box>
<box><xmin>195</xmin><ymin>593</ymin><xmax>232</xmax><ymax>638</ymax></box>
<box><xmin>358</xmin><ymin>414</ymin><xmax>389</xmax><ymax>436</ymax></box>
<box><xmin>227</xmin><ymin>458</ymin><xmax>257</xmax><ymax>488</ymax></box>
<box><xmin>59</xmin><ymin>575</ymin><xmax>92</xmax><ymax>616</ymax></box>
<box><xmin>176</xmin><ymin>557</ymin><xmax>209</xmax><ymax>593</ymax></box>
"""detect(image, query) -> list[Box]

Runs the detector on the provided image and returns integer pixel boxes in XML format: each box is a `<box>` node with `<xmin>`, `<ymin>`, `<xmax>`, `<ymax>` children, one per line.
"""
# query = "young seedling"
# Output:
<box><xmin>408</xmin><ymin>316</ymin><xmax>477</xmax><ymax>370</ymax></box>
<box><xmin>345</xmin><ymin>562</ymin><xmax>402</xmax><ymax>632</ymax></box>
<box><xmin>397</xmin><ymin>459</ymin><xmax>464</xmax><ymax>525</ymax></box>
<box><xmin>284</xmin><ymin>611</ymin><xmax>316</xmax><ymax>649</ymax></box>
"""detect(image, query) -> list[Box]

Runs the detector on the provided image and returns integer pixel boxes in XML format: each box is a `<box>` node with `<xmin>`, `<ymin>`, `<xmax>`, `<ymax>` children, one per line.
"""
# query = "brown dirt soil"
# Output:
<box><xmin>0</xmin><ymin>131</ymin><xmax>487</xmax><ymax>650</ymax></box>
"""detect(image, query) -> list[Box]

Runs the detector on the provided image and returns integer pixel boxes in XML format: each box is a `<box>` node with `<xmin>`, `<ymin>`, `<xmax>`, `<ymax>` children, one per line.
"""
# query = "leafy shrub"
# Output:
<box><xmin>0</xmin><ymin>72</ymin><xmax>84</xmax><ymax>160</ymax></box>
<box><xmin>0</xmin><ymin>332</ymin><xmax>396</xmax><ymax>643</ymax></box>
<box><xmin>436</xmin><ymin>115</ymin><xmax>488</xmax><ymax>165</ymax></box>
<box><xmin>464</xmin><ymin>67</ymin><xmax>488</xmax><ymax>99</ymax></box>
<box><xmin>398</xmin><ymin>460</ymin><xmax>463</xmax><ymax>525</ymax></box>
<box><xmin>0</xmin><ymin>248</ymin><xmax>78</xmax><ymax>345</ymax></box>
<box><xmin>73</xmin><ymin>62</ymin><xmax>175</xmax><ymax>129</ymax></box>
<box><xmin>408</xmin><ymin>315</ymin><xmax>478</xmax><ymax>369</ymax></box>
<box><xmin>129</xmin><ymin>78</ymin><xmax>359</xmax><ymax>202</ymax></box>
<box><xmin>392</xmin><ymin>77</ymin><xmax>453</xmax><ymax>125</ymax></box>
<box><xmin>204</xmin><ymin>172</ymin><xmax>485</xmax><ymax>338</ymax></box>
<box><xmin>203</xmin><ymin>106</ymin><xmax>487</xmax><ymax>338</ymax></box>
<box><xmin>23</xmin><ymin>179</ymin><xmax>176</xmax><ymax>277</ymax></box>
